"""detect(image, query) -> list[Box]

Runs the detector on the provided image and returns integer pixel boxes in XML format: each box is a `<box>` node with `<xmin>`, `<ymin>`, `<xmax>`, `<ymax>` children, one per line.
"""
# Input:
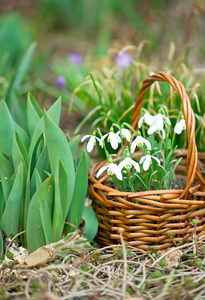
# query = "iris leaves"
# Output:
<box><xmin>0</xmin><ymin>96</ymin><xmax>97</xmax><ymax>259</ymax></box>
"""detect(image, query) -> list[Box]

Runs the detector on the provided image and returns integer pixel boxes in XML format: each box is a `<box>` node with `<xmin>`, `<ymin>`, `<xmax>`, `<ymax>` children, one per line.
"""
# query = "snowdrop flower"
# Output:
<box><xmin>140</xmin><ymin>151</ymin><xmax>160</xmax><ymax>171</ymax></box>
<box><xmin>130</xmin><ymin>131</ymin><xmax>151</xmax><ymax>153</ymax></box>
<box><xmin>174</xmin><ymin>118</ymin><xmax>186</xmax><ymax>134</ymax></box>
<box><xmin>147</xmin><ymin>113</ymin><xmax>171</xmax><ymax>139</ymax></box>
<box><xmin>118</xmin><ymin>153</ymin><xmax>140</xmax><ymax>172</ymax></box>
<box><xmin>117</xmin><ymin>127</ymin><xmax>131</xmax><ymax>142</ymax></box>
<box><xmin>114</xmin><ymin>51</ymin><xmax>134</xmax><ymax>69</ymax></box>
<box><xmin>138</xmin><ymin>112</ymin><xmax>154</xmax><ymax>128</ymax></box>
<box><xmin>96</xmin><ymin>157</ymin><xmax>122</xmax><ymax>180</ymax></box>
<box><xmin>100</xmin><ymin>127</ymin><xmax>121</xmax><ymax>150</ymax></box>
<box><xmin>81</xmin><ymin>132</ymin><xmax>100</xmax><ymax>153</ymax></box>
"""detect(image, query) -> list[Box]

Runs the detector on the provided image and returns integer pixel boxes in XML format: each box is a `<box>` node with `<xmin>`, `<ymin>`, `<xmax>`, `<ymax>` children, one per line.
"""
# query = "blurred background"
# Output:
<box><xmin>0</xmin><ymin>0</ymin><xmax>205</xmax><ymax>148</ymax></box>
<box><xmin>1</xmin><ymin>0</ymin><xmax>205</xmax><ymax>65</ymax></box>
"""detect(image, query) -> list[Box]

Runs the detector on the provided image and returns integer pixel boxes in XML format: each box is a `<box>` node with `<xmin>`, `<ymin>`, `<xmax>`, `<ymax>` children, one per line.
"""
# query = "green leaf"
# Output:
<box><xmin>12</xmin><ymin>131</ymin><xmax>28</xmax><ymax>170</ymax></box>
<box><xmin>44</xmin><ymin>111</ymin><xmax>75</xmax><ymax>221</ymax></box>
<box><xmin>83</xmin><ymin>207</ymin><xmax>98</xmax><ymax>242</ymax></box>
<box><xmin>28</xmin><ymin>97</ymin><xmax>61</xmax><ymax>159</ymax></box>
<box><xmin>34</xmin><ymin>168</ymin><xmax>42</xmax><ymax>190</ymax></box>
<box><xmin>0</xmin><ymin>163</ymin><xmax>24</xmax><ymax>237</ymax></box>
<box><xmin>13</xmin><ymin>42</ymin><xmax>36</xmax><ymax>88</ymax></box>
<box><xmin>26</xmin><ymin>176</ymin><xmax>53</xmax><ymax>252</ymax></box>
<box><xmin>0</xmin><ymin>153</ymin><xmax>14</xmax><ymax>181</ymax></box>
<box><xmin>69</xmin><ymin>135</ymin><xmax>80</xmax><ymax>159</ymax></box>
<box><xmin>27</xmin><ymin>93</ymin><xmax>43</xmax><ymax>137</ymax></box>
<box><xmin>52</xmin><ymin>158</ymin><xmax>68</xmax><ymax>241</ymax></box>
<box><xmin>0</xmin><ymin>99</ymin><xmax>14</xmax><ymax>154</ymax></box>
<box><xmin>65</xmin><ymin>150</ymin><xmax>88</xmax><ymax>233</ymax></box>
<box><xmin>0</xmin><ymin>233</ymin><xmax>3</xmax><ymax>260</ymax></box>
<box><xmin>0</xmin><ymin>169</ymin><xmax>11</xmax><ymax>204</ymax></box>
<box><xmin>40</xmin><ymin>195</ymin><xmax>53</xmax><ymax>245</ymax></box>
<box><xmin>14</xmin><ymin>121</ymin><xmax>30</xmax><ymax>152</ymax></box>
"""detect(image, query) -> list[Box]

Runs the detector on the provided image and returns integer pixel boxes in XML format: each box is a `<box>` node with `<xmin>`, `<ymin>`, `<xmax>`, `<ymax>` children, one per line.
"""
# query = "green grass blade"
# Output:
<box><xmin>0</xmin><ymin>163</ymin><xmax>24</xmax><ymax>237</ymax></box>
<box><xmin>83</xmin><ymin>207</ymin><xmax>98</xmax><ymax>242</ymax></box>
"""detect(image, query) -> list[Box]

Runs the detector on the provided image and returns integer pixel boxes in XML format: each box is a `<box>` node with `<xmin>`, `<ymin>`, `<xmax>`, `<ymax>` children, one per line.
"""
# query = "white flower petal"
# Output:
<box><xmin>131</xmin><ymin>159</ymin><xmax>140</xmax><ymax>172</ymax></box>
<box><xmin>130</xmin><ymin>139</ymin><xmax>137</xmax><ymax>153</ymax></box>
<box><xmin>109</xmin><ymin>132</ymin><xmax>120</xmax><ymax>150</ymax></box>
<box><xmin>139</xmin><ymin>156</ymin><xmax>146</xmax><ymax>164</ymax></box>
<box><xmin>143</xmin><ymin>156</ymin><xmax>151</xmax><ymax>171</ymax></box>
<box><xmin>86</xmin><ymin>136</ymin><xmax>95</xmax><ymax>152</ymax></box>
<box><xmin>174</xmin><ymin>119</ymin><xmax>186</xmax><ymax>134</ymax></box>
<box><xmin>156</xmin><ymin>114</ymin><xmax>164</xmax><ymax>130</ymax></box>
<box><xmin>151</xmin><ymin>156</ymin><xmax>160</xmax><ymax>165</ymax></box>
<box><xmin>96</xmin><ymin>165</ymin><xmax>108</xmax><ymax>178</ymax></box>
<box><xmin>161</xmin><ymin>128</ymin><xmax>165</xmax><ymax>139</ymax></box>
<box><xmin>121</xmin><ymin>128</ymin><xmax>131</xmax><ymax>142</ymax></box>
<box><xmin>143</xmin><ymin>138</ymin><xmax>151</xmax><ymax>150</ymax></box>
<box><xmin>144</xmin><ymin>113</ymin><xmax>154</xmax><ymax>125</ymax></box>
<box><xmin>81</xmin><ymin>135</ymin><xmax>90</xmax><ymax>142</ymax></box>
<box><xmin>165</xmin><ymin>116</ymin><xmax>171</xmax><ymax>125</ymax></box>
<box><xmin>147</xmin><ymin>125</ymin><xmax>158</xmax><ymax>135</ymax></box>
<box><xmin>138</xmin><ymin>117</ymin><xmax>144</xmax><ymax>128</ymax></box>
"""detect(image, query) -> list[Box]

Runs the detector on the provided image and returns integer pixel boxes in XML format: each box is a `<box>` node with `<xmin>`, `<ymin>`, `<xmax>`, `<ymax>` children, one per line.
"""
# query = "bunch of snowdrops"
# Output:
<box><xmin>82</xmin><ymin>107</ymin><xmax>186</xmax><ymax>191</ymax></box>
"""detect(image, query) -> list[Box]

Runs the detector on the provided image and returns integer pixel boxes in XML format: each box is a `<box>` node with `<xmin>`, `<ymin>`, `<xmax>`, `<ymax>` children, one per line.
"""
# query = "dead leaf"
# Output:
<box><xmin>24</xmin><ymin>247</ymin><xmax>53</xmax><ymax>267</ymax></box>
<box><xmin>157</xmin><ymin>247</ymin><xmax>183</xmax><ymax>268</ymax></box>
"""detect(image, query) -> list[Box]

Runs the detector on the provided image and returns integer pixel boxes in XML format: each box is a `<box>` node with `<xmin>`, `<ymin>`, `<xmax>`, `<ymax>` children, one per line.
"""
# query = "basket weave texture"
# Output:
<box><xmin>88</xmin><ymin>72</ymin><xmax>205</xmax><ymax>250</ymax></box>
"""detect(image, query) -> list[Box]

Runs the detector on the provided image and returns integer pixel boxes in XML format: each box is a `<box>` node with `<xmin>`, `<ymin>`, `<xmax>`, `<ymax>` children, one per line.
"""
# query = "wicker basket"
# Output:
<box><xmin>88</xmin><ymin>72</ymin><xmax>205</xmax><ymax>250</ymax></box>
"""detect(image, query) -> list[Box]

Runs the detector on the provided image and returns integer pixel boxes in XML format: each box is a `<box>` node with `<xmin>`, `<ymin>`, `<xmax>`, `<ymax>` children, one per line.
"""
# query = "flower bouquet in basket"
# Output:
<box><xmin>83</xmin><ymin>72</ymin><xmax>205</xmax><ymax>251</ymax></box>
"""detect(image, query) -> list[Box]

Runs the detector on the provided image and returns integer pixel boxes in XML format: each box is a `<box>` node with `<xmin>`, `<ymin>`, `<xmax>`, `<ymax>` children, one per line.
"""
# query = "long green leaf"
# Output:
<box><xmin>12</xmin><ymin>131</ymin><xmax>28</xmax><ymax>171</ymax></box>
<box><xmin>83</xmin><ymin>207</ymin><xmax>98</xmax><ymax>242</ymax></box>
<box><xmin>14</xmin><ymin>121</ymin><xmax>30</xmax><ymax>152</ymax></box>
<box><xmin>13</xmin><ymin>42</ymin><xmax>36</xmax><ymax>88</ymax></box>
<box><xmin>0</xmin><ymin>163</ymin><xmax>24</xmax><ymax>237</ymax></box>
<box><xmin>0</xmin><ymin>169</ymin><xmax>11</xmax><ymax>204</ymax></box>
<box><xmin>27</xmin><ymin>93</ymin><xmax>43</xmax><ymax>137</ymax></box>
<box><xmin>26</xmin><ymin>176</ymin><xmax>53</xmax><ymax>252</ymax></box>
<box><xmin>52</xmin><ymin>158</ymin><xmax>68</xmax><ymax>241</ymax></box>
<box><xmin>0</xmin><ymin>98</ymin><xmax>14</xmax><ymax>154</ymax></box>
<box><xmin>40</xmin><ymin>195</ymin><xmax>53</xmax><ymax>245</ymax></box>
<box><xmin>69</xmin><ymin>135</ymin><xmax>80</xmax><ymax>159</ymax></box>
<box><xmin>0</xmin><ymin>153</ymin><xmax>14</xmax><ymax>183</ymax></box>
<box><xmin>28</xmin><ymin>97</ymin><xmax>61</xmax><ymax>159</ymax></box>
<box><xmin>0</xmin><ymin>233</ymin><xmax>3</xmax><ymax>260</ymax></box>
<box><xmin>44</xmin><ymin>111</ymin><xmax>75</xmax><ymax>218</ymax></box>
<box><xmin>65</xmin><ymin>150</ymin><xmax>88</xmax><ymax>233</ymax></box>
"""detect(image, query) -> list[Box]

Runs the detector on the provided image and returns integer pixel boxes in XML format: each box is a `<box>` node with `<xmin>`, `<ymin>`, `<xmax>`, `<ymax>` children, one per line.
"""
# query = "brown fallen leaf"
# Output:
<box><xmin>21</xmin><ymin>231</ymin><xmax>93</xmax><ymax>268</ymax></box>
<box><xmin>157</xmin><ymin>247</ymin><xmax>183</xmax><ymax>268</ymax></box>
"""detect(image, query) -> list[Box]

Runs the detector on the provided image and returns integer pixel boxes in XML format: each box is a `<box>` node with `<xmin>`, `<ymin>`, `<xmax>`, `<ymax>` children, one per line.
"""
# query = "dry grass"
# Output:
<box><xmin>1</xmin><ymin>233</ymin><xmax>205</xmax><ymax>300</ymax></box>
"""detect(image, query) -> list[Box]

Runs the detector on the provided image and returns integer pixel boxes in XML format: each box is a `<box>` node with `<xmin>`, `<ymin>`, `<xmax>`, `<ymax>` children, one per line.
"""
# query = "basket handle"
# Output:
<box><xmin>130</xmin><ymin>71</ymin><xmax>205</xmax><ymax>197</ymax></box>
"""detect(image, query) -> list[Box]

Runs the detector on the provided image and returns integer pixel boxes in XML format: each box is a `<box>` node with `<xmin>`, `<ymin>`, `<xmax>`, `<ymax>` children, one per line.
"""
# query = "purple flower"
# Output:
<box><xmin>68</xmin><ymin>53</ymin><xmax>83</xmax><ymax>65</ymax></box>
<box><xmin>56</xmin><ymin>75</ymin><xmax>66</xmax><ymax>89</ymax></box>
<box><xmin>114</xmin><ymin>51</ymin><xmax>134</xmax><ymax>69</ymax></box>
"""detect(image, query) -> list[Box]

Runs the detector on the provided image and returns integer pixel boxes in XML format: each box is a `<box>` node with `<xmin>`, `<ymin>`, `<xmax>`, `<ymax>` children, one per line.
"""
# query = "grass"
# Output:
<box><xmin>1</xmin><ymin>233</ymin><xmax>205</xmax><ymax>299</ymax></box>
